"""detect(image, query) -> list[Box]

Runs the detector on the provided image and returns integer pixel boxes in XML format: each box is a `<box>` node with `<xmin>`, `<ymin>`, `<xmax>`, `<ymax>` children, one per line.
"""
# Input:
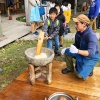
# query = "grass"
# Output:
<box><xmin>16</xmin><ymin>16</ymin><xmax>26</xmax><ymax>22</ymax></box>
<box><xmin>0</xmin><ymin>40</ymin><xmax>100</xmax><ymax>91</ymax></box>
<box><xmin>0</xmin><ymin>40</ymin><xmax>37</xmax><ymax>91</ymax></box>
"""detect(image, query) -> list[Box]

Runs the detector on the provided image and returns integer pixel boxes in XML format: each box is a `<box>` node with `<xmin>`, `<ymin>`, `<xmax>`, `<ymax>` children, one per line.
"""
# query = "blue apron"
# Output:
<box><xmin>65</xmin><ymin>49</ymin><xmax>99</xmax><ymax>80</ymax></box>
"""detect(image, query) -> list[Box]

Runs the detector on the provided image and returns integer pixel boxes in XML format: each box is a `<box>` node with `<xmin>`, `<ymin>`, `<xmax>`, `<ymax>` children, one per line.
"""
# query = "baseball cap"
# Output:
<box><xmin>72</xmin><ymin>14</ymin><xmax>90</xmax><ymax>25</ymax></box>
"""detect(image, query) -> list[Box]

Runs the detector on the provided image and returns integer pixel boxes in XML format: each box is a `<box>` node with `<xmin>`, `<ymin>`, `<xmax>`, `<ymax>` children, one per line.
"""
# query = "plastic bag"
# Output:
<box><xmin>30</xmin><ymin>4</ymin><xmax>41</xmax><ymax>22</ymax></box>
<box><xmin>39</xmin><ymin>6</ymin><xmax>45</xmax><ymax>16</ymax></box>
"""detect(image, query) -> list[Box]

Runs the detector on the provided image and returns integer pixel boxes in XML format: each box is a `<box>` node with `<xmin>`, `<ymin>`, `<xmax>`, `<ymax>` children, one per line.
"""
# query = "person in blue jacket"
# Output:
<box><xmin>61</xmin><ymin>14</ymin><xmax>99</xmax><ymax>80</ymax></box>
<box><xmin>88</xmin><ymin>0</ymin><xmax>100</xmax><ymax>33</ymax></box>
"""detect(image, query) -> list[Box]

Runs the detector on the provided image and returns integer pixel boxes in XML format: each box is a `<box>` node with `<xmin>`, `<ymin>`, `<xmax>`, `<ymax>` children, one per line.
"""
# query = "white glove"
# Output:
<box><xmin>70</xmin><ymin>45</ymin><xmax>78</xmax><ymax>53</ymax></box>
<box><xmin>61</xmin><ymin>48</ymin><xmax>66</xmax><ymax>55</ymax></box>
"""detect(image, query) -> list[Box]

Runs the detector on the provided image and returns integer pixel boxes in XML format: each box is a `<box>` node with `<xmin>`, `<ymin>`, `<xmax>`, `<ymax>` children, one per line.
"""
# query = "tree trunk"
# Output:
<box><xmin>74</xmin><ymin>0</ymin><xmax>77</xmax><ymax>15</ymax></box>
<box><xmin>0</xmin><ymin>12</ymin><xmax>3</xmax><ymax>37</ymax></box>
<box><xmin>24</xmin><ymin>0</ymin><xmax>29</xmax><ymax>25</ymax></box>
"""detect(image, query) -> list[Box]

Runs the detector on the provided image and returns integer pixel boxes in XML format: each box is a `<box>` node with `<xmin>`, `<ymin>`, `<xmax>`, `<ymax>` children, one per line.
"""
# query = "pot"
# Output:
<box><xmin>46</xmin><ymin>92</ymin><xmax>78</xmax><ymax>100</ymax></box>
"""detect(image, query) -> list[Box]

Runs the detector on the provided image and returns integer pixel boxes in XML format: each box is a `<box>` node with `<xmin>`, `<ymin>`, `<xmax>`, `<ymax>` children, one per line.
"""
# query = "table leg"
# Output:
<box><xmin>28</xmin><ymin>64</ymin><xmax>35</xmax><ymax>85</ymax></box>
<box><xmin>46</xmin><ymin>62</ymin><xmax>52</xmax><ymax>84</ymax></box>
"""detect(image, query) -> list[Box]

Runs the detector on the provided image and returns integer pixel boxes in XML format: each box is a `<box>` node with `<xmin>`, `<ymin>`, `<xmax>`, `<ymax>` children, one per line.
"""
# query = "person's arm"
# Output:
<box><xmin>78</xmin><ymin>34</ymin><xmax>97</xmax><ymax>57</ymax></box>
<box><xmin>62</xmin><ymin>14</ymin><xmax>65</xmax><ymax>23</ymax></box>
<box><xmin>78</xmin><ymin>50</ymin><xmax>89</xmax><ymax>56</ymax></box>
<box><xmin>92</xmin><ymin>0</ymin><xmax>100</xmax><ymax>19</ymax></box>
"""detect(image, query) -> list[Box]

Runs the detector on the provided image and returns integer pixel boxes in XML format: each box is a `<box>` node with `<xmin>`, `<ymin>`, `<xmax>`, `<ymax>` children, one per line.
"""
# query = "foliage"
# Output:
<box><xmin>16</xmin><ymin>16</ymin><xmax>26</xmax><ymax>22</ymax></box>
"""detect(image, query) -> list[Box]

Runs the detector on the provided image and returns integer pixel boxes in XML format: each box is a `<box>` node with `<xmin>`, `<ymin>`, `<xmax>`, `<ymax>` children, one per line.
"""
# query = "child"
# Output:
<box><xmin>61</xmin><ymin>2</ymin><xmax>71</xmax><ymax>33</ymax></box>
<box><xmin>55</xmin><ymin>4</ymin><xmax>65</xmax><ymax>48</ymax></box>
<box><xmin>62</xmin><ymin>2</ymin><xmax>71</xmax><ymax>24</ymax></box>
<box><xmin>43</xmin><ymin>7</ymin><xmax>60</xmax><ymax>56</ymax></box>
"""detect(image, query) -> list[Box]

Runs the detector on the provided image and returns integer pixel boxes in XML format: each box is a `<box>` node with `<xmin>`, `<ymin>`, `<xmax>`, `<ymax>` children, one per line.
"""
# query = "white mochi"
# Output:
<box><xmin>34</xmin><ymin>53</ymin><xmax>47</xmax><ymax>59</ymax></box>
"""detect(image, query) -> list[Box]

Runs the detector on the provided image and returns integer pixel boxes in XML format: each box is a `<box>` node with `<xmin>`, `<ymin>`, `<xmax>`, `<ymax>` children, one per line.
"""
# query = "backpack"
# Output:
<box><xmin>47</xmin><ymin>19</ymin><xmax>59</xmax><ymax>27</ymax></box>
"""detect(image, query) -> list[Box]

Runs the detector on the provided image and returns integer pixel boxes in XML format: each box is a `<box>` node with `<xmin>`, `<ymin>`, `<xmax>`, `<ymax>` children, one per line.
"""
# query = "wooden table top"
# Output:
<box><xmin>0</xmin><ymin>61</ymin><xmax>100</xmax><ymax>100</ymax></box>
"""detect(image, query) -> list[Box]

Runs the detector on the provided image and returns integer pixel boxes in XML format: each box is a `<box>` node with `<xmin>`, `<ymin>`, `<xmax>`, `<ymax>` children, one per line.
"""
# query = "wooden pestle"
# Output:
<box><xmin>36</xmin><ymin>31</ymin><xmax>44</xmax><ymax>55</ymax></box>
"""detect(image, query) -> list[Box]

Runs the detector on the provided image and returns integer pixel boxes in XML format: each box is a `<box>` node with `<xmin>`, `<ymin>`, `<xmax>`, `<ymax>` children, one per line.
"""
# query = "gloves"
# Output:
<box><xmin>70</xmin><ymin>45</ymin><xmax>78</xmax><ymax>53</ymax></box>
<box><xmin>61</xmin><ymin>48</ymin><xmax>66</xmax><ymax>55</ymax></box>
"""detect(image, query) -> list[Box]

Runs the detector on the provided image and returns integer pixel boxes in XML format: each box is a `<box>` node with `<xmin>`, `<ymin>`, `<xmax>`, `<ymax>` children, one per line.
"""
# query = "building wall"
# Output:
<box><xmin>0</xmin><ymin>0</ymin><xmax>5</xmax><ymax>3</ymax></box>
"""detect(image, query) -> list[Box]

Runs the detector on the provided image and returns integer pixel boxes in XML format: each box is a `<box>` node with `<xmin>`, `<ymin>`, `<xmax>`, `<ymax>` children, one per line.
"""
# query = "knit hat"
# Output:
<box><xmin>72</xmin><ymin>14</ymin><xmax>90</xmax><ymax>25</ymax></box>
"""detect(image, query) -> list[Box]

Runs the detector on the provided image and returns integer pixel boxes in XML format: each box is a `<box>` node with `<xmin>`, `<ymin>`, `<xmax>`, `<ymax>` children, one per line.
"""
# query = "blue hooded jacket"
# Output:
<box><xmin>88</xmin><ymin>0</ymin><xmax>100</xmax><ymax>20</ymax></box>
<box><xmin>74</xmin><ymin>26</ymin><xmax>99</xmax><ymax>57</ymax></box>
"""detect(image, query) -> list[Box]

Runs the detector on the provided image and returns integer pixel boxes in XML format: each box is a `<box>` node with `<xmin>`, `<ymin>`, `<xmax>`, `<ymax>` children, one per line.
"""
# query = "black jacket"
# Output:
<box><xmin>57</xmin><ymin>9</ymin><xmax>65</xmax><ymax>36</ymax></box>
<box><xmin>6</xmin><ymin>0</ymin><xmax>14</xmax><ymax>8</ymax></box>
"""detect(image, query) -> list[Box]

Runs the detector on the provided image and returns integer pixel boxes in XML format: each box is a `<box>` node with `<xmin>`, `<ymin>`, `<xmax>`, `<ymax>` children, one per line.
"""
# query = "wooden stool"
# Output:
<box><xmin>28</xmin><ymin>62</ymin><xmax>52</xmax><ymax>85</ymax></box>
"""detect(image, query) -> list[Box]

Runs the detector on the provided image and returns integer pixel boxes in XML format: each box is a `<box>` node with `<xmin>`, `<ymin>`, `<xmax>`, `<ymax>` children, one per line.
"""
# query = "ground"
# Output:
<box><xmin>0</xmin><ymin>40</ymin><xmax>100</xmax><ymax>92</ymax></box>
<box><xmin>0</xmin><ymin>11</ymin><xmax>100</xmax><ymax>92</ymax></box>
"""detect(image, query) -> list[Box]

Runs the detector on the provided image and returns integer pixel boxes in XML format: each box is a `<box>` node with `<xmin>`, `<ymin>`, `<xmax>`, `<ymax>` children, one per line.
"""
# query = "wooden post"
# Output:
<box><xmin>24</xmin><ymin>0</ymin><xmax>29</xmax><ymax>25</ymax></box>
<box><xmin>0</xmin><ymin>11</ymin><xmax>3</xmax><ymax>37</ymax></box>
<box><xmin>46</xmin><ymin>62</ymin><xmax>52</xmax><ymax>84</ymax></box>
<box><xmin>36</xmin><ymin>31</ymin><xmax>44</xmax><ymax>55</ymax></box>
<box><xmin>16</xmin><ymin>0</ymin><xmax>19</xmax><ymax>8</ymax></box>
<box><xmin>74</xmin><ymin>0</ymin><xmax>77</xmax><ymax>15</ymax></box>
<box><xmin>28</xmin><ymin>64</ymin><xmax>35</xmax><ymax>85</ymax></box>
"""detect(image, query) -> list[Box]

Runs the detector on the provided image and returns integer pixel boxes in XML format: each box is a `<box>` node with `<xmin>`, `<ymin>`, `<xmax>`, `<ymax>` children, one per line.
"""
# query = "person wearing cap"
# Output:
<box><xmin>88</xmin><ymin>0</ymin><xmax>100</xmax><ymax>33</ymax></box>
<box><xmin>61</xmin><ymin>14</ymin><xmax>99</xmax><ymax>80</ymax></box>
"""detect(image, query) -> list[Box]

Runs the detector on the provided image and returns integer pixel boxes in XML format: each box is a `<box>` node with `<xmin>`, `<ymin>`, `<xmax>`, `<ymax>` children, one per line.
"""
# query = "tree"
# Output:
<box><xmin>0</xmin><ymin>11</ymin><xmax>3</xmax><ymax>37</ymax></box>
<box><xmin>74</xmin><ymin>0</ymin><xmax>77</xmax><ymax>15</ymax></box>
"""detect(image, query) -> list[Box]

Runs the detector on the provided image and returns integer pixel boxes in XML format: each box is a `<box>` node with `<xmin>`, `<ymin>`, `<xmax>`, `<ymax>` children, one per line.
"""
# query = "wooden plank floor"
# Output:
<box><xmin>0</xmin><ymin>61</ymin><xmax>100</xmax><ymax>100</ymax></box>
<box><xmin>0</xmin><ymin>14</ymin><xmax>30</xmax><ymax>48</ymax></box>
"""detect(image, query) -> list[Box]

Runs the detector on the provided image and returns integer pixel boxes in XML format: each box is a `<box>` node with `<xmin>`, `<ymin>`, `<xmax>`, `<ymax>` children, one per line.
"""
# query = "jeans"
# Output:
<box><xmin>47</xmin><ymin>35</ymin><xmax>59</xmax><ymax>52</ymax></box>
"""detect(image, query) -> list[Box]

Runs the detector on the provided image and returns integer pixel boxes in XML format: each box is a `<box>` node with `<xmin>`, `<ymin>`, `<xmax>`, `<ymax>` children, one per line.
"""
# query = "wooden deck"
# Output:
<box><xmin>0</xmin><ymin>14</ymin><xmax>30</xmax><ymax>48</ymax></box>
<box><xmin>0</xmin><ymin>61</ymin><xmax>100</xmax><ymax>100</ymax></box>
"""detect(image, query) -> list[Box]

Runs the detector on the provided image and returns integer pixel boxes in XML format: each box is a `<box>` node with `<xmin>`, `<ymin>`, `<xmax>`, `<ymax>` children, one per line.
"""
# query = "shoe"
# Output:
<box><xmin>89</xmin><ymin>71</ymin><xmax>93</xmax><ymax>76</ymax></box>
<box><xmin>55</xmin><ymin>51</ymin><xmax>61</xmax><ymax>56</ymax></box>
<box><xmin>53</xmin><ymin>44</ymin><xmax>55</xmax><ymax>47</ymax></box>
<box><xmin>0</xmin><ymin>68</ymin><xmax>3</xmax><ymax>72</ymax></box>
<box><xmin>60</xmin><ymin>44</ymin><xmax>63</xmax><ymax>48</ymax></box>
<box><xmin>62</xmin><ymin>68</ymin><xmax>73</xmax><ymax>74</ymax></box>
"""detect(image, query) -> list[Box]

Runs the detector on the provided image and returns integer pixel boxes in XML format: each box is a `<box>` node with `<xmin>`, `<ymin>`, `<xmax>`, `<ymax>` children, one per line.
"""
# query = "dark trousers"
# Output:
<box><xmin>96</xmin><ymin>13</ymin><xmax>100</xmax><ymax>29</ymax></box>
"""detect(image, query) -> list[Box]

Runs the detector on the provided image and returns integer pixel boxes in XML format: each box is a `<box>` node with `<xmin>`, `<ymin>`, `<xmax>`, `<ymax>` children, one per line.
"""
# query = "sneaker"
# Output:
<box><xmin>60</xmin><ymin>44</ymin><xmax>63</xmax><ymax>48</ymax></box>
<box><xmin>89</xmin><ymin>71</ymin><xmax>93</xmax><ymax>76</ymax></box>
<box><xmin>55</xmin><ymin>51</ymin><xmax>61</xmax><ymax>56</ymax></box>
<box><xmin>53</xmin><ymin>44</ymin><xmax>55</xmax><ymax>47</ymax></box>
<box><xmin>62</xmin><ymin>68</ymin><xmax>73</xmax><ymax>74</ymax></box>
<box><xmin>0</xmin><ymin>68</ymin><xmax>3</xmax><ymax>72</ymax></box>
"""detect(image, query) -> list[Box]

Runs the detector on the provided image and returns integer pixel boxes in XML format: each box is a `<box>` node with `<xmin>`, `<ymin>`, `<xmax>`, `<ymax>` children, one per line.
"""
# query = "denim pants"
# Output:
<box><xmin>47</xmin><ymin>35</ymin><xmax>59</xmax><ymax>52</ymax></box>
